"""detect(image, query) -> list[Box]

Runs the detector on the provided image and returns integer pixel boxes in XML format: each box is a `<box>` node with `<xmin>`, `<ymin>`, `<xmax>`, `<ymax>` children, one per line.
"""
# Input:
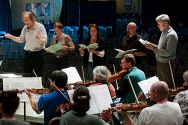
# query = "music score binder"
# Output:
<box><xmin>115</xmin><ymin>48</ymin><xmax>137</xmax><ymax>58</ymax></box>
<box><xmin>79</xmin><ymin>43</ymin><xmax>98</xmax><ymax>49</ymax></box>
<box><xmin>45</xmin><ymin>42</ymin><xmax>63</xmax><ymax>53</ymax></box>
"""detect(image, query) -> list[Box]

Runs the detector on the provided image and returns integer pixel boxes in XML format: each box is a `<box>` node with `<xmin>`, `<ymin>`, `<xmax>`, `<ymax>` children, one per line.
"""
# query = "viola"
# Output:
<box><xmin>168</xmin><ymin>86</ymin><xmax>186</xmax><ymax>96</ymax></box>
<box><xmin>120</xmin><ymin>102</ymin><xmax>147</xmax><ymax>111</ymax></box>
<box><xmin>16</xmin><ymin>88</ymin><xmax>51</xmax><ymax>94</ymax></box>
<box><xmin>58</xmin><ymin>102</ymin><xmax>72</xmax><ymax>113</ymax></box>
<box><xmin>67</xmin><ymin>81</ymin><xmax>97</xmax><ymax>88</ymax></box>
<box><xmin>107</xmin><ymin>70</ymin><xmax>128</xmax><ymax>83</ymax></box>
<box><xmin>26</xmin><ymin>88</ymin><xmax>51</xmax><ymax>94</ymax></box>
<box><xmin>105</xmin><ymin>101</ymin><xmax>147</xmax><ymax>113</ymax></box>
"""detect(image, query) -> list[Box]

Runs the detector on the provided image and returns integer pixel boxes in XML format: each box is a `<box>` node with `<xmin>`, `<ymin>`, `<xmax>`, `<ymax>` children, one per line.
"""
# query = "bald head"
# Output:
<box><xmin>127</xmin><ymin>22</ymin><xmax>137</xmax><ymax>37</ymax></box>
<box><xmin>150</xmin><ymin>81</ymin><xmax>169</xmax><ymax>102</ymax></box>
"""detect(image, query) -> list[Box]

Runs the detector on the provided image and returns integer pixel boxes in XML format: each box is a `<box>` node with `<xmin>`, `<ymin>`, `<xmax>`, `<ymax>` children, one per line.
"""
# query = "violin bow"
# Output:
<box><xmin>128</xmin><ymin>76</ymin><xmax>139</xmax><ymax>104</ymax></box>
<box><xmin>81</xmin><ymin>65</ymin><xmax>86</xmax><ymax>84</ymax></box>
<box><xmin>48</xmin><ymin>78</ymin><xmax>72</xmax><ymax>104</ymax></box>
<box><xmin>113</xmin><ymin>64</ymin><xmax>119</xmax><ymax>90</ymax></box>
<box><xmin>168</xmin><ymin>61</ymin><xmax>176</xmax><ymax>89</ymax></box>
<box><xmin>32</xmin><ymin>69</ymin><xmax>44</xmax><ymax>89</ymax></box>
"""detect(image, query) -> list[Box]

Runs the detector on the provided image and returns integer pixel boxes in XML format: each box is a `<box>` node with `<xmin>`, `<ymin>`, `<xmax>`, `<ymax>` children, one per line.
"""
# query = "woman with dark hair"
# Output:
<box><xmin>59</xmin><ymin>86</ymin><xmax>104</xmax><ymax>125</ymax></box>
<box><xmin>0</xmin><ymin>90</ymin><xmax>30</xmax><ymax>125</ymax></box>
<box><xmin>79</xmin><ymin>24</ymin><xmax>106</xmax><ymax>80</ymax></box>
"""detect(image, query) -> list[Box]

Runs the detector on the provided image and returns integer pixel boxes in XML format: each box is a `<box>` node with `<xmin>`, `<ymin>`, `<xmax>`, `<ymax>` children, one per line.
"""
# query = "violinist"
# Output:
<box><xmin>174</xmin><ymin>70</ymin><xmax>188</xmax><ymax>123</ymax></box>
<box><xmin>59</xmin><ymin>86</ymin><xmax>105</xmax><ymax>125</ymax></box>
<box><xmin>91</xmin><ymin>66</ymin><xmax>116</xmax><ymax>98</ymax></box>
<box><xmin>116</xmin><ymin>54</ymin><xmax>146</xmax><ymax>104</ymax></box>
<box><xmin>25</xmin><ymin>70</ymin><xmax>70</xmax><ymax>125</ymax></box>
<box><xmin>117</xmin><ymin>81</ymin><xmax>183</xmax><ymax>125</ymax></box>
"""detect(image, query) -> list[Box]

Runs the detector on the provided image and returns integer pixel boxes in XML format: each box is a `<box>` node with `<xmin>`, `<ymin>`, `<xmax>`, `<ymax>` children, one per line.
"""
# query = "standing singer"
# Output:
<box><xmin>144</xmin><ymin>14</ymin><xmax>178</xmax><ymax>88</ymax></box>
<box><xmin>79</xmin><ymin>24</ymin><xmax>105</xmax><ymax>80</ymax></box>
<box><xmin>121</xmin><ymin>22</ymin><xmax>148</xmax><ymax>71</ymax></box>
<box><xmin>50</xmin><ymin>22</ymin><xmax>75</xmax><ymax>70</ymax></box>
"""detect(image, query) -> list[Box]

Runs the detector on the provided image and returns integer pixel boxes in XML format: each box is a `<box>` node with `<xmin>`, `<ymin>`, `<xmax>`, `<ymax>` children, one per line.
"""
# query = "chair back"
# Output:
<box><xmin>48</xmin><ymin>117</ymin><xmax>61</xmax><ymax>125</ymax></box>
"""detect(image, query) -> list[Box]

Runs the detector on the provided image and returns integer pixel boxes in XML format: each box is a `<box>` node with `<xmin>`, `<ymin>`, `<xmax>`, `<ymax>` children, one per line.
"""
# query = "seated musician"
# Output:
<box><xmin>0</xmin><ymin>90</ymin><xmax>30</xmax><ymax>125</ymax></box>
<box><xmin>117</xmin><ymin>81</ymin><xmax>183</xmax><ymax>125</ymax></box>
<box><xmin>116</xmin><ymin>54</ymin><xmax>146</xmax><ymax>104</ymax></box>
<box><xmin>174</xmin><ymin>70</ymin><xmax>188</xmax><ymax>124</ymax></box>
<box><xmin>59</xmin><ymin>86</ymin><xmax>105</xmax><ymax>125</ymax></box>
<box><xmin>25</xmin><ymin>70</ymin><xmax>70</xmax><ymax>125</ymax></box>
<box><xmin>91</xmin><ymin>66</ymin><xmax>116</xmax><ymax>98</ymax></box>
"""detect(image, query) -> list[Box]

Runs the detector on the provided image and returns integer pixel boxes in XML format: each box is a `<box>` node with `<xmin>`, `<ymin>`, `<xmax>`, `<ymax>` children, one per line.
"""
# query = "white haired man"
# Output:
<box><xmin>144</xmin><ymin>14</ymin><xmax>178</xmax><ymax>88</ymax></box>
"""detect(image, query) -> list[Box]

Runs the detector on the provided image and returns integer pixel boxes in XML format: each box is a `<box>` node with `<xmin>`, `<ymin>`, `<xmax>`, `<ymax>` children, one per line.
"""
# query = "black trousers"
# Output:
<box><xmin>24</xmin><ymin>50</ymin><xmax>44</xmax><ymax>77</ymax></box>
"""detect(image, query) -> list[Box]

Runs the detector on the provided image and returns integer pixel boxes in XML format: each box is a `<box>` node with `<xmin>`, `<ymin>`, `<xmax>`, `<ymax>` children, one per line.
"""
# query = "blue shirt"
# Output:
<box><xmin>38</xmin><ymin>90</ymin><xmax>69</xmax><ymax>125</ymax></box>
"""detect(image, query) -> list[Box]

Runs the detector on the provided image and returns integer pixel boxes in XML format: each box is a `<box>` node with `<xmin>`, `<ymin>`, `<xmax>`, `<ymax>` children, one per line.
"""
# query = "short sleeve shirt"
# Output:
<box><xmin>20</xmin><ymin>22</ymin><xmax>47</xmax><ymax>51</ymax></box>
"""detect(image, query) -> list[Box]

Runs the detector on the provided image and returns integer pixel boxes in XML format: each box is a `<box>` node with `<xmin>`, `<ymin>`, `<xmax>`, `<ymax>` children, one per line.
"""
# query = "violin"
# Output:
<box><xmin>120</xmin><ymin>102</ymin><xmax>147</xmax><ymax>111</ymax></box>
<box><xmin>168</xmin><ymin>86</ymin><xmax>186</xmax><ymax>96</ymax></box>
<box><xmin>67</xmin><ymin>81</ymin><xmax>97</xmax><ymax>88</ymax></box>
<box><xmin>26</xmin><ymin>88</ymin><xmax>51</xmax><ymax>94</ymax></box>
<box><xmin>105</xmin><ymin>101</ymin><xmax>147</xmax><ymax>113</ymax></box>
<box><xmin>15</xmin><ymin>88</ymin><xmax>52</xmax><ymax>94</ymax></box>
<box><xmin>107</xmin><ymin>70</ymin><xmax>128</xmax><ymax>83</ymax></box>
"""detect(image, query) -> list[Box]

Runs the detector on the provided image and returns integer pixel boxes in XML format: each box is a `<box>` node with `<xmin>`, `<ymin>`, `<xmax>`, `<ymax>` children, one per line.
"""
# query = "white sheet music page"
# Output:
<box><xmin>68</xmin><ymin>84</ymin><xmax>113</xmax><ymax>114</ymax></box>
<box><xmin>0</xmin><ymin>73</ymin><xmax>22</xmax><ymax>78</ymax></box>
<box><xmin>3</xmin><ymin>77</ymin><xmax>43</xmax><ymax>102</ymax></box>
<box><xmin>62</xmin><ymin>67</ymin><xmax>82</xmax><ymax>84</ymax></box>
<box><xmin>139</xmin><ymin>38</ymin><xmax>150</xmax><ymax>45</ymax></box>
<box><xmin>3</xmin><ymin>77</ymin><xmax>44</xmax><ymax>120</ymax></box>
<box><xmin>138</xmin><ymin>76</ymin><xmax>159</xmax><ymax>98</ymax></box>
<box><xmin>115</xmin><ymin>48</ymin><xmax>137</xmax><ymax>58</ymax></box>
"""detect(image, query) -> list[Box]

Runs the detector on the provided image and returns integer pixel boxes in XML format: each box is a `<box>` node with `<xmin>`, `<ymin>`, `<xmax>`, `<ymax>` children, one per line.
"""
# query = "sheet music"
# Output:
<box><xmin>0</xmin><ymin>73</ymin><xmax>22</xmax><ymax>78</ymax></box>
<box><xmin>3</xmin><ymin>77</ymin><xmax>43</xmax><ymax>102</ymax></box>
<box><xmin>138</xmin><ymin>76</ymin><xmax>159</xmax><ymax>98</ymax></box>
<box><xmin>79</xmin><ymin>43</ymin><xmax>98</xmax><ymax>49</ymax></box>
<box><xmin>16</xmin><ymin>101</ymin><xmax>44</xmax><ymax>119</ymax></box>
<box><xmin>3</xmin><ymin>77</ymin><xmax>44</xmax><ymax>123</ymax></box>
<box><xmin>115</xmin><ymin>48</ymin><xmax>137</xmax><ymax>58</ymax></box>
<box><xmin>45</xmin><ymin>42</ymin><xmax>63</xmax><ymax>53</ymax></box>
<box><xmin>139</xmin><ymin>38</ymin><xmax>150</xmax><ymax>45</ymax></box>
<box><xmin>68</xmin><ymin>84</ymin><xmax>113</xmax><ymax>114</ymax></box>
<box><xmin>62</xmin><ymin>67</ymin><xmax>82</xmax><ymax>84</ymax></box>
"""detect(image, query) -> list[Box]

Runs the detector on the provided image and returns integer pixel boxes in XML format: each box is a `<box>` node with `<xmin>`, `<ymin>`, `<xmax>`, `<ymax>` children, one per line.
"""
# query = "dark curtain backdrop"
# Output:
<box><xmin>142</xmin><ymin>0</ymin><xmax>187</xmax><ymax>26</ymax></box>
<box><xmin>59</xmin><ymin>0</ymin><xmax>116</xmax><ymax>43</ymax></box>
<box><xmin>0</xmin><ymin>0</ymin><xmax>11</xmax><ymax>32</ymax></box>
<box><xmin>60</xmin><ymin>0</ymin><xmax>79</xmax><ymax>26</ymax></box>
